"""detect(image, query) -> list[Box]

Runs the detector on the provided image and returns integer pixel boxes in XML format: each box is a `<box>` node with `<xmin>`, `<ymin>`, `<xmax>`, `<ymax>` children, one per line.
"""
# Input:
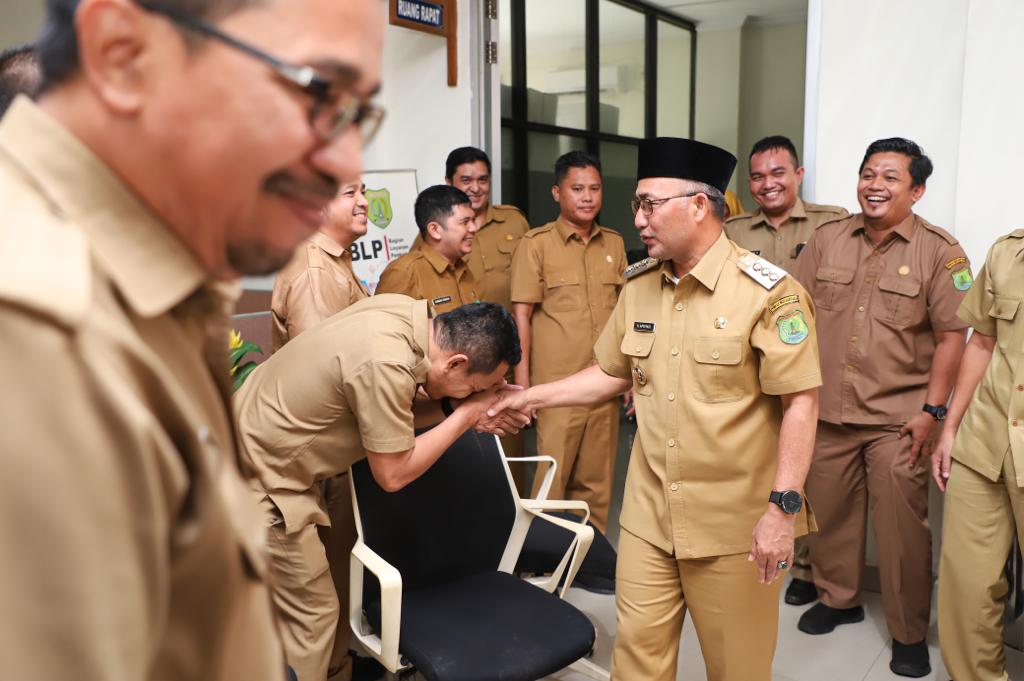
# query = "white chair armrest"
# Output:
<box><xmin>520</xmin><ymin>498</ymin><xmax>591</xmax><ymax>526</ymax></box>
<box><xmin>520</xmin><ymin>507</ymin><xmax>595</xmax><ymax>597</ymax></box>
<box><xmin>349</xmin><ymin>541</ymin><xmax>404</xmax><ymax>672</ymax></box>
<box><xmin>506</xmin><ymin>455</ymin><xmax>557</xmax><ymax>500</ymax></box>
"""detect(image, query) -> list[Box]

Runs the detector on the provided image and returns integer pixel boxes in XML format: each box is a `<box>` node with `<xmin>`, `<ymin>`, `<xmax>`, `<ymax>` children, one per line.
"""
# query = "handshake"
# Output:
<box><xmin>458</xmin><ymin>383</ymin><xmax>537</xmax><ymax>437</ymax></box>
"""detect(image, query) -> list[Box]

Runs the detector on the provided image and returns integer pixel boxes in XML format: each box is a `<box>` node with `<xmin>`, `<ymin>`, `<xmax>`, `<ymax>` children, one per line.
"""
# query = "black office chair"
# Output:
<box><xmin>348</xmin><ymin>429</ymin><xmax>609</xmax><ymax>681</ymax></box>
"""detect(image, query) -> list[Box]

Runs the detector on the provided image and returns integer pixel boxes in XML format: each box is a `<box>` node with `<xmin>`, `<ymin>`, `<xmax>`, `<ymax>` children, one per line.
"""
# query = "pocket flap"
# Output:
<box><xmin>990</xmin><ymin>295</ymin><xmax>1021</xmax><ymax>321</ymax></box>
<box><xmin>598</xmin><ymin>269</ymin><xmax>625</xmax><ymax>286</ymax></box>
<box><xmin>545</xmin><ymin>271</ymin><xmax>580</xmax><ymax>288</ymax></box>
<box><xmin>877</xmin><ymin>275</ymin><xmax>921</xmax><ymax>297</ymax></box>
<box><xmin>693</xmin><ymin>337</ymin><xmax>743</xmax><ymax>365</ymax></box>
<box><xmin>496</xmin><ymin>235</ymin><xmax>518</xmax><ymax>254</ymax></box>
<box><xmin>621</xmin><ymin>332</ymin><xmax>655</xmax><ymax>357</ymax></box>
<box><xmin>815</xmin><ymin>266</ymin><xmax>854</xmax><ymax>285</ymax></box>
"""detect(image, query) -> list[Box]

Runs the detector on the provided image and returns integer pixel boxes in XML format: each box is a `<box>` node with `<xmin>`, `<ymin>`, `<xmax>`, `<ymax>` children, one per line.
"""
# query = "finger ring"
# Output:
<box><xmin>777</xmin><ymin>560</ymin><xmax>789</xmax><ymax>570</ymax></box>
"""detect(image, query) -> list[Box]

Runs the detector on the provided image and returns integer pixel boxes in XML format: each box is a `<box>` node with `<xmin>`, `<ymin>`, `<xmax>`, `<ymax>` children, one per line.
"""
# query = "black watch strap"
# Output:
<box><xmin>923</xmin><ymin>403</ymin><xmax>947</xmax><ymax>421</ymax></box>
<box><xmin>769</xmin><ymin>490</ymin><xmax>803</xmax><ymax>514</ymax></box>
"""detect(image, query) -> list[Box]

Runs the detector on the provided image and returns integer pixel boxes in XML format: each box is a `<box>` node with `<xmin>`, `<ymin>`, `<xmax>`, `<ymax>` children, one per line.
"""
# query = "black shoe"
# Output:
<box><xmin>351</xmin><ymin>653</ymin><xmax>387</xmax><ymax>681</ymax></box>
<box><xmin>784</xmin><ymin>577</ymin><xmax>818</xmax><ymax>606</ymax></box>
<box><xmin>890</xmin><ymin>640</ymin><xmax>931</xmax><ymax>678</ymax></box>
<box><xmin>797</xmin><ymin>603</ymin><xmax>865</xmax><ymax>635</ymax></box>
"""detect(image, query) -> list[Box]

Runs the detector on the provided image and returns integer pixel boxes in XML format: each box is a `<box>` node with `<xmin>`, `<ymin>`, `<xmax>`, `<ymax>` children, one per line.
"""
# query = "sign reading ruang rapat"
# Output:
<box><xmin>389</xmin><ymin>0</ymin><xmax>457</xmax><ymax>85</ymax></box>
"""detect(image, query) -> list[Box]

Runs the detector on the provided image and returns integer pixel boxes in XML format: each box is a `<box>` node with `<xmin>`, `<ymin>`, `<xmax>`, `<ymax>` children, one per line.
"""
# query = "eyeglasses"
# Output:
<box><xmin>631</xmin><ymin>192</ymin><xmax>702</xmax><ymax>217</ymax></box>
<box><xmin>136</xmin><ymin>1</ymin><xmax>385</xmax><ymax>144</ymax></box>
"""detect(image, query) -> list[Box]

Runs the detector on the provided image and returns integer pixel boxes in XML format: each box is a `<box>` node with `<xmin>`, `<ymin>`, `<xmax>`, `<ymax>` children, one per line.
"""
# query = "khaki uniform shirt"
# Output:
<box><xmin>236</xmin><ymin>295</ymin><xmax>431</xmax><ymax>532</ymax></box>
<box><xmin>510</xmin><ymin>218</ymin><xmax>627</xmax><ymax>383</ymax></box>
<box><xmin>466</xmin><ymin>203</ymin><xmax>530</xmax><ymax>310</ymax></box>
<box><xmin>593</xmin><ymin>233</ymin><xmax>821</xmax><ymax>558</ymax></box>
<box><xmin>0</xmin><ymin>98</ymin><xmax>282</xmax><ymax>681</ymax></box>
<box><xmin>270</xmin><ymin>231</ymin><xmax>369</xmax><ymax>351</ymax></box>
<box><xmin>793</xmin><ymin>213</ymin><xmax>971</xmax><ymax>426</ymax></box>
<box><xmin>376</xmin><ymin>241</ymin><xmax>478</xmax><ymax>315</ymax></box>
<box><xmin>951</xmin><ymin>230</ymin><xmax>1024</xmax><ymax>484</ymax></box>
<box><xmin>725</xmin><ymin>199</ymin><xmax>849</xmax><ymax>270</ymax></box>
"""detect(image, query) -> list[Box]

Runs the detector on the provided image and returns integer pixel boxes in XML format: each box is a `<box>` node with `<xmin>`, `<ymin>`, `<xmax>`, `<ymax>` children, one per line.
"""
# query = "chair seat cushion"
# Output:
<box><xmin>515</xmin><ymin>512</ymin><xmax>617</xmax><ymax>594</ymax></box>
<box><xmin>366</xmin><ymin>571</ymin><xmax>595</xmax><ymax>681</ymax></box>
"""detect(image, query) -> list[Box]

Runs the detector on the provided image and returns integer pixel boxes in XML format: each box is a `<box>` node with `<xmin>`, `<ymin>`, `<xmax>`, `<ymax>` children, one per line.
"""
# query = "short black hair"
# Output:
<box><xmin>749</xmin><ymin>135</ymin><xmax>799</xmax><ymax>168</ymax></box>
<box><xmin>445</xmin><ymin>146</ymin><xmax>491</xmax><ymax>179</ymax></box>
<box><xmin>36</xmin><ymin>0</ymin><xmax>262</xmax><ymax>93</ymax></box>
<box><xmin>434</xmin><ymin>302</ymin><xmax>521</xmax><ymax>374</ymax></box>
<box><xmin>414</xmin><ymin>185</ymin><xmax>472</xmax><ymax>238</ymax></box>
<box><xmin>859</xmin><ymin>137</ymin><xmax>933</xmax><ymax>187</ymax></box>
<box><xmin>0</xmin><ymin>44</ymin><xmax>40</xmax><ymax>116</ymax></box>
<box><xmin>554</xmin><ymin>150</ymin><xmax>601</xmax><ymax>186</ymax></box>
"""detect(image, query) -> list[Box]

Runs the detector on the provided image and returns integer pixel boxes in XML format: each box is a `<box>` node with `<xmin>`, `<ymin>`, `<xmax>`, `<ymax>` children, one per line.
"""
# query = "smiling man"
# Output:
<box><xmin>510</xmin><ymin>150</ymin><xmax>627</xmax><ymax>532</ymax></box>
<box><xmin>0</xmin><ymin>0</ymin><xmax>382</xmax><ymax>680</ymax></box>
<box><xmin>725</xmin><ymin>136</ymin><xmax>847</xmax><ymax>271</ymax></box>
<box><xmin>792</xmin><ymin>138</ymin><xmax>970</xmax><ymax>677</ymax></box>
<box><xmin>376</xmin><ymin>184</ymin><xmax>479</xmax><ymax>314</ymax></box>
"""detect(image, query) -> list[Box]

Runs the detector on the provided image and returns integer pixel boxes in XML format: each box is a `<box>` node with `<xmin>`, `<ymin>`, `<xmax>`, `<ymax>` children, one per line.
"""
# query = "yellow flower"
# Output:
<box><xmin>229</xmin><ymin>329</ymin><xmax>243</xmax><ymax>350</ymax></box>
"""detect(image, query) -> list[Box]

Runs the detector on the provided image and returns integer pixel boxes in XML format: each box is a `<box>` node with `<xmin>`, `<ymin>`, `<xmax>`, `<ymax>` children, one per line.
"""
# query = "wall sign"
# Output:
<box><xmin>350</xmin><ymin>169</ymin><xmax>420</xmax><ymax>294</ymax></box>
<box><xmin>389</xmin><ymin>0</ymin><xmax>457</xmax><ymax>86</ymax></box>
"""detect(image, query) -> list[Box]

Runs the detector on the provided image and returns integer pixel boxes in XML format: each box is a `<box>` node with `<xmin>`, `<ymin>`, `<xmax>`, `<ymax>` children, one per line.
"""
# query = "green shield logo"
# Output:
<box><xmin>777</xmin><ymin>310</ymin><xmax>810</xmax><ymax>345</ymax></box>
<box><xmin>365</xmin><ymin>188</ymin><xmax>393</xmax><ymax>230</ymax></box>
<box><xmin>951</xmin><ymin>267</ymin><xmax>973</xmax><ymax>291</ymax></box>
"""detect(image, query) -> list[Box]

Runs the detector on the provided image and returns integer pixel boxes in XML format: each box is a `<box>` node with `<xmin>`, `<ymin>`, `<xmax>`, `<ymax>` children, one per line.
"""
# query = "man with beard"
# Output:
<box><xmin>726</xmin><ymin>135</ymin><xmax>847</xmax><ymax>272</ymax></box>
<box><xmin>376</xmin><ymin>185</ymin><xmax>479</xmax><ymax>315</ymax></box>
<box><xmin>510</xmin><ymin>150</ymin><xmax>627</xmax><ymax>532</ymax></box>
<box><xmin>792</xmin><ymin>137</ymin><xmax>970</xmax><ymax>677</ymax></box>
<box><xmin>0</xmin><ymin>0</ymin><xmax>383</xmax><ymax>679</ymax></box>
<box><xmin>726</xmin><ymin>135</ymin><xmax>847</xmax><ymax>605</ymax></box>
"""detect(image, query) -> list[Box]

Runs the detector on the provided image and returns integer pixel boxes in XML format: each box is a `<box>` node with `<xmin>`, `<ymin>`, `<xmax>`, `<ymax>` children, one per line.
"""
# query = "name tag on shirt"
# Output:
<box><xmin>633</xmin><ymin>321</ymin><xmax>656</xmax><ymax>333</ymax></box>
<box><xmin>432</xmin><ymin>296</ymin><xmax>452</xmax><ymax>305</ymax></box>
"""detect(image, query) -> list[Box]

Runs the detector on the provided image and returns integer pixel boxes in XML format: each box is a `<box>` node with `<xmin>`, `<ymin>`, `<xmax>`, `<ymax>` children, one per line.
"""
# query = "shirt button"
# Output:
<box><xmin>667</xmin><ymin>392</ymin><xmax>676</xmax><ymax>401</ymax></box>
<box><xmin>675</xmin><ymin>302</ymin><xmax>684</xmax><ymax>311</ymax></box>
<box><xmin>668</xmin><ymin>439</ymin><xmax>677</xmax><ymax>447</ymax></box>
<box><xmin>670</xmin><ymin>482</ymin><xmax>679</xmax><ymax>492</ymax></box>
<box><xmin>711</xmin><ymin>350</ymin><xmax>721</xmax><ymax>360</ymax></box>
<box><xmin>846</xmin><ymin>364</ymin><xmax>854</xmax><ymax>371</ymax></box>
<box><xmin>865</xmin><ymin>277</ymin><xmax>873</xmax><ymax>284</ymax></box>
<box><xmin>850</xmin><ymin>336</ymin><xmax>858</xmax><ymax>342</ymax></box>
<box><xmin>635</xmin><ymin>345</ymin><xmax>642</xmax><ymax>352</ymax></box>
<box><xmin>671</xmin><ymin>347</ymin><xmax>680</xmax><ymax>356</ymax></box>
<box><xmin>1014</xmin><ymin>420</ymin><xmax>1021</xmax><ymax>428</ymax></box>
<box><xmin>1017</xmin><ymin>385</ymin><xmax>1024</xmax><ymax>392</ymax></box>
<box><xmin>858</xmin><ymin>305</ymin><xmax>865</xmax><ymax>312</ymax></box>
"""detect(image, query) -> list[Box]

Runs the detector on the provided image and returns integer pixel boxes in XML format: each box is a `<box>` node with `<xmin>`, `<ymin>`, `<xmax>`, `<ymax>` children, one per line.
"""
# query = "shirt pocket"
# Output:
<box><xmin>621</xmin><ymin>331</ymin><xmax>655</xmax><ymax>396</ymax></box>
<box><xmin>873</xmin><ymin>274</ymin><xmax>923</xmax><ymax>326</ymax></box>
<box><xmin>543</xmin><ymin>269</ymin><xmax>581</xmax><ymax>313</ymax></box>
<box><xmin>989</xmin><ymin>294</ymin><xmax>1022</xmax><ymax>354</ymax></box>
<box><xmin>597</xmin><ymin>269</ymin><xmax>625</xmax><ymax>309</ymax></box>
<box><xmin>488</xmin><ymin>233</ymin><xmax>518</xmax><ymax>271</ymax></box>
<box><xmin>814</xmin><ymin>266</ymin><xmax>855</xmax><ymax>311</ymax></box>
<box><xmin>690</xmin><ymin>336</ymin><xmax>745</xmax><ymax>403</ymax></box>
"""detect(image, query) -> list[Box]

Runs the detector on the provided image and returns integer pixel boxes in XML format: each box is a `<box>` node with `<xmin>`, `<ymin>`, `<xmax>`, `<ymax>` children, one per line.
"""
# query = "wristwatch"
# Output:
<box><xmin>769</xmin><ymin>490</ymin><xmax>803</xmax><ymax>514</ymax></box>
<box><xmin>922</xmin><ymin>403</ymin><xmax>948</xmax><ymax>422</ymax></box>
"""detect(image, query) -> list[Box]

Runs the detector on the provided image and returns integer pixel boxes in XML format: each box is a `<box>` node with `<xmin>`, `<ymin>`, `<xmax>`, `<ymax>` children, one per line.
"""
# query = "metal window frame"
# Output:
<box><xmin>501</xmin><ymin>0</ymin><xmax>697</xmax><ymax>216</ymax></box>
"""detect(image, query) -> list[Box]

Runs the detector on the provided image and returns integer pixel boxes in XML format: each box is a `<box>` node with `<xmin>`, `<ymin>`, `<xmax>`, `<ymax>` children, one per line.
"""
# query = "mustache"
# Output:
<box><xmin>264</xmin><ymin>171</ymin><xmax>339</xmax><ymax>202</ymax></box>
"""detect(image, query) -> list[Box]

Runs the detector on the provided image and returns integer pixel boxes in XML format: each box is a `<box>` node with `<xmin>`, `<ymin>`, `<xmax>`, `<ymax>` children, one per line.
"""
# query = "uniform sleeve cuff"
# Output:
<box><xmin>761</xmin><ymin>372</ymin><xmax>822</xmax><ymax>396</ymax></box>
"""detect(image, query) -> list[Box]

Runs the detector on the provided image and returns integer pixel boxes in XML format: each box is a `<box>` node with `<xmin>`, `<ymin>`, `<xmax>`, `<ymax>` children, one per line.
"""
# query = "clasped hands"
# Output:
<box><xmin>466</xmin><ymin>383</ymin><xmax>534</xmax><ymax>437</ymax></box>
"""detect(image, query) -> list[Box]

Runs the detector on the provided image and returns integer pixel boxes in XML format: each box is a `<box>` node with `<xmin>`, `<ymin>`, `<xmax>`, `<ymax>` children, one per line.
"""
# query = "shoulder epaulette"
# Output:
<box><xmin>522</xmin><ymin>223</ymin><xmax>555</xmax><ymax>239</ymax></box>
<box><xmin>625</xmin><ymin>257</ymin><xmax>660</xmax><ymax>279</ymax></box>
<box><xmin>737</xmin><ymin>254</ymin><xmax>788</xmax><ymax>290</ymax></box>
<box><xmin>724</xmin><ymin>213</ymin><xmax>751</xmax><ymax>225</ymax></box>
<box><xmin>806</xmin><ymin>203</ymin><xmax>848</xmax><ymax>215</ymax></box>
<box><xmin>919</xmin><ymin>219</ymin><xmax>959</xmax><ymax>245</ymax></box>
<box><xmin>1000</xmin><ymin>228</ymin><xmax>1024</xmax><ymax>241</ymax></box>
<box><xmin>493</xmin><ymin>204</ymin><xmax>526</xmax><ymax>217</ymax></box>
<box><xmin>814</xmin><ymin>214</ymin><xmax>850</xmax><ymax>231</ymax></box>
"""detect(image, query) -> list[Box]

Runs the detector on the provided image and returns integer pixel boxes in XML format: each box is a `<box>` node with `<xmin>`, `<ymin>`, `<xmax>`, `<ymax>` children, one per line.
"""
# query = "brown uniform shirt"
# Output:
<box><xmin>236</xmin><ymin>295</ymin><xmax>430</xmax><ymax>532</ymax></box>
<box><xmin>466</xmin><ymin>203</ymin><xmax>530</xmax><ymax>310</ymax></box>
<box><xmin>725</xmin><ymin>199</ymin><xmax>849</xmax><ymax>270</ymax></box>
<box><xmin>951</xmin><ymin>230</ymin><xmax>1024</xmax><ymax>483</ymax></box>
<box><xmin>0</xmin><ymin>98</ymin><xmax>282</xmax><ymax>681</ymax></box>
<box><xmin>376</xmin><ymin>241</ymin><xmax>478</xmax><ymax>315</ymax></box>
<box><xmin>271</xmin><ymin>231</ymin><xmax>369</xmax><ymax>351</ymax></box>
<box><xmin>594</xmin><ymin>233</ymin><xmax>821</xmax><ymax>558</ymax></box>
<box><xmin>510</xmin><ymin>218</ymin><xmax>627</xmax><ymax>383</ymax></box>
<box><xmin>793</xmin><ymin>213</ymin><xmax>971</xmax><ymax>426</ymax></box>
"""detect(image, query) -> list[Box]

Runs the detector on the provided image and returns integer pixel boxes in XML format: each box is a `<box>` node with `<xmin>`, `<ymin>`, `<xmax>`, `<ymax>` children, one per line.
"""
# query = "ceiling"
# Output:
<box><xmin>650</xmin><ymin>0</ymin><xmax>808</xmax><ymax>28</ymax></box>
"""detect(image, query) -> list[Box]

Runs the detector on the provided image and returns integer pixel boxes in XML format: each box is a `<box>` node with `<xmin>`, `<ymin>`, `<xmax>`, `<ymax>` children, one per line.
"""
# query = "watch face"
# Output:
<box><xmin>780</xmin><ymin>491</ymin><xmax>803</xmax><ymax>514</ymax></box>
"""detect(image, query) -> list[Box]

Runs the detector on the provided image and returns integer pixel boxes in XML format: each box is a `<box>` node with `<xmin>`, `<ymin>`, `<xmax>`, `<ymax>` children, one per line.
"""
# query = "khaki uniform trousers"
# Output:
<box><xmin>791</xmin><ymin>536</ymin><xmax>812</xmax><ymax>582</ymax></box>
<box><xmin>264</xmin><ymin>496</ymin><xmax>338</xmax><ymax>681</ymax></box>
<box><xmin>611</xmin><ymin>529</ymin><xmax>782</xmax><ymax>681</ymax></box>
<box><xmin>806</xmin><ymin>421</ymin><xmax>931</xmax><ymax>643</ymax></box>
<box><xmin>938</xmin><ymin>456</ymin><xmax>1024</xmax><ymax>681</ymax></box>
<box><xmin>319</xmin><ymin>474</ymin><xmax>359</xmax><ymax>681</ymax></box>
<box><xmin>531</xmin><ymin>398</ymin><xmax>619</xmax><ymax>532</ymax></box>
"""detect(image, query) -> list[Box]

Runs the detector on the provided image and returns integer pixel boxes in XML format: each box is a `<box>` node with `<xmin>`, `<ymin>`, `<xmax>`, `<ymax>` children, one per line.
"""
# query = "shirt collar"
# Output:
<box><xmin>482</xmin><ymin>203</ymin><xmax>502</xmax><ymax>227</ymax></box>
<box><xmin>310</xmin><ymin>230</ymin><xmax>346</xmax><ymax>258</ymax></box>
<box><xmin>749</xmin><ymin>198</ymin><xmax>807</xmax><ymax>228</ymax></box>
<box><xmin>851</xmin><ymin>211</ymin><xmax>918</xmax><ymax>243</ymax></box>
<box><xmin>662</xmin><ymin>231</ymin><xmax>731</xmax><ymax>292</ymax></box>
<box><xmin>420</xmin><ymin>241</ymin><xmax>460</xmax><ymax>274</ymax></box>
<box><xmin>554</xmin><ymin>217</ymin><xmax>600</xmax><ymax>243</ymax></box>
<box><xmin>0</xmin><ymin>97</ymin><xmax>207</xmax><ymax>319</ymax></box>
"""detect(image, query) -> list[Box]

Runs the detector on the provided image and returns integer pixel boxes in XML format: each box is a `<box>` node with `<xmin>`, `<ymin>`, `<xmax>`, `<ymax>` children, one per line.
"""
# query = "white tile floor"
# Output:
<box><xmin>541</xmin><ymin>582</ymin><xmax>1024</xmax><ymax>681</ymax></box>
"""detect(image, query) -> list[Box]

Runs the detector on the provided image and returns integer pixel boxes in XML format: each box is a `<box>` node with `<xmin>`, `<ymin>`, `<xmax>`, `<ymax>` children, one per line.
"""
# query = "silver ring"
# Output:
<box><xmin>777</xmin><ymin>560</ymin><xmax>790</xmax><ymax>570</ymax></box>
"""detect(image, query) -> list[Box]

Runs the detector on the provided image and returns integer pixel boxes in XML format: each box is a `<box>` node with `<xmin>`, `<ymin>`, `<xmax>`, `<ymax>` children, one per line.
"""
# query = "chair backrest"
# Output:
<box><xmin>351</xmin><ymin>429</ymin><xmax>518</xmax><ymax>593</ymax></box>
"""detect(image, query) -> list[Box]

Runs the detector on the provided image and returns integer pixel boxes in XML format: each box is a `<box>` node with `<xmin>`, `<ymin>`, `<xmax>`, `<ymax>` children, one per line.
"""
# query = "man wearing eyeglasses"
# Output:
<box><xmin>490</xmin><ymin>137</ymin><xmax>821</xmax><ymax>681</ymax></box>
<box><xmin>0</xmin><ymin>1</ymin><xmax>383</xmax><ymax>681</ymax></box>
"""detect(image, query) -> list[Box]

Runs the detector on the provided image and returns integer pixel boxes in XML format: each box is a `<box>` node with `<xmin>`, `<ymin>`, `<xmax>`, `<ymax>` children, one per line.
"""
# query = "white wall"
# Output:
<box><xmin>0</xmin><ymin>3</ymin><xmax>44</xmax><ymax>50</ymax></box>
<box><xmin>694</xmin><ymin>26</ymin><xmax>743</xmax><ymax>190</ymax></box>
